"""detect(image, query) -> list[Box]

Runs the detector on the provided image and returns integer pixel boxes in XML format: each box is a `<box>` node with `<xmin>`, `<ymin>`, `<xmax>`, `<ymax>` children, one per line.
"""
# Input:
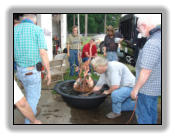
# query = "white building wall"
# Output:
<box><xmin>37</xmin><ymin>14</ymin><xmax>53</xmax><ymax>61</ymax></box>
<box><xmin>61</xmin><ymin>14</ymin><xmax>67</xmax><ymax>51</ymax></box>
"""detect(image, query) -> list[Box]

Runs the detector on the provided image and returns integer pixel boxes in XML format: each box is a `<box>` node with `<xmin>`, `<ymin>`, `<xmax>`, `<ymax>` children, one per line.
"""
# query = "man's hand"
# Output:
<box><xmin>92</xmin><ymin>86</ymin><xmax>101</xmax><ymax>92</ymax></box>
<box><xmin>103</xmin><ymin>47</ymin><xmax>106</xmax><ymax>57</ymax></box>
<box><xmin>39</xmin><ymin>49</ymin><xmax>51</xmax><ymax>85</ymax></box>
<box><xmin>103</xmin><ymin>90</ymin><xmax>111</xmax><ymax>95</ymax></box>
<box><xmin>67</xmin><ymin>53</ymin><xmax>70</xmax><ymax>57</ymax></box>
<box><xmin>131</xmin><ymin>69</ymin><xmax>152</xmax><ymax>100</ymax></box>
<box><xmin>45</xmin><ymin>72</ymin><xmax>51</xmax><ymax>86</ymax></box>
<box><xmin>131</xmin><ymin>89</ymin><xmax>138</xmax><ymax>100</ymax></box>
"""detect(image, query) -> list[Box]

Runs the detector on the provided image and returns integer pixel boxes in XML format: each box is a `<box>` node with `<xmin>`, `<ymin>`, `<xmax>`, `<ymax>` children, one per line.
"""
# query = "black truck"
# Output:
<box><xmin>118</xmin><ymin>14</ymin><xmax>147</xmax><ymax>66</ymax></box>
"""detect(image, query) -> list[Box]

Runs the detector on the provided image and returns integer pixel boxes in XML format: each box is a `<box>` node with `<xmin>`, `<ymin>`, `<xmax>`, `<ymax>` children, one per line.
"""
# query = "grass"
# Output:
<box><xmin>125</xmin><ymin>64</ymin><xmax>136</xmax><ymax>76</ymax></box>
<box><xmin>82</xmin><ymin>37</ymin><xmax>92</xmax><ymax>45</ymax></box>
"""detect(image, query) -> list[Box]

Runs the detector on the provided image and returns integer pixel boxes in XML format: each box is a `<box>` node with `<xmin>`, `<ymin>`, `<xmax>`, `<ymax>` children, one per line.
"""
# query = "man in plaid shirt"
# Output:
<box><xmin>14</xmin><ymin>14</ymin><xmax>51</xmax><ymax>124</ymax></box>
<box><xmin>131</xmin><ymin>14</ymin><xmax>161</xmax><ymax>124</ymax></box>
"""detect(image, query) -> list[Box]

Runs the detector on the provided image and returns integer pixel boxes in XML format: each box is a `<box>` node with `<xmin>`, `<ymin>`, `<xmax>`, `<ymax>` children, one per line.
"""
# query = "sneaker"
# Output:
<box><xmin>106</xmin><ymin>112</ymin><xmax>121</xmax><ymax>119</ymax></box>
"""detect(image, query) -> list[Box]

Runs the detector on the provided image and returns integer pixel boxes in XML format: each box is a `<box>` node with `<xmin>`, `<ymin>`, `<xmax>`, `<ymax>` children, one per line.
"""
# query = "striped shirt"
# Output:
<box><xmin>67</xmin><ymin>34</ymin><xmax>83</xmax><ymax>50</ymax></box>
<box><xmin>136</xmin><ymin>26</ymin><xmax>161</xmax><ymax>96</ymax></box>
<box><xmin>14</xmin><ymin>19</ymin><xmax>47</xmax><ymax>67</ymax></box>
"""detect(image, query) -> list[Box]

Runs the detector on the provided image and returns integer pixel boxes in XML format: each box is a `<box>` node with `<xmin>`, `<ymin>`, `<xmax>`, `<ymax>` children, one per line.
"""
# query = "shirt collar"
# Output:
<box><xmin>72</xmin><ymin>33</ymin><xmax>78</xmax><ymax>37</ymax></box>
<box><xmin>21</xmin><ymin>18</ymin><xmax>34</xmax><ymax>24</ymax></box>
<box><xmin>149</xmin><ymin>26</ymin><xmax>161</xmax><ymax>36</ymax></box>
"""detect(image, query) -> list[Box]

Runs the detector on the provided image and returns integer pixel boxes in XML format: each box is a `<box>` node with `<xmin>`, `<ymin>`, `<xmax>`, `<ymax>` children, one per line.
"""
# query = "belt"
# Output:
<box><xmin>25</xmin><ymin>66</ymin><xmax>35</xmax><ymax>75</ymax></box>
<box><xmin>25</xmin><ymin>72</ymin><xmax>33</xmax><ymax>75</ymax></box>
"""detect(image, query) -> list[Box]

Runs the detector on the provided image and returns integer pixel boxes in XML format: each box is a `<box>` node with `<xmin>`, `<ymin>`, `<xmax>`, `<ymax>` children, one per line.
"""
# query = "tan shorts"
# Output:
<box><xmin>14</xmin><ymin>80</ymin><xmax>24</xmax><ymax>104</ymax></box>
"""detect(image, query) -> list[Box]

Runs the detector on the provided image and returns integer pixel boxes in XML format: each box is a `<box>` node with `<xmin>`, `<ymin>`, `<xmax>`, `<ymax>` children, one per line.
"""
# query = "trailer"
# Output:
<box><xmin>119</xmin><ymin>14</ymin><xmax>147</xmax><ymax>66</ymax></box>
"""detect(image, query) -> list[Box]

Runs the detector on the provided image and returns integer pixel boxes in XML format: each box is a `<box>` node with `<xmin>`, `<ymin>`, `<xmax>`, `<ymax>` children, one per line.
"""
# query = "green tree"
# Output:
<box><xmin>67</xmin><ymin>14</ymin><xmax>121</xmax><ymax>34</ymax></box>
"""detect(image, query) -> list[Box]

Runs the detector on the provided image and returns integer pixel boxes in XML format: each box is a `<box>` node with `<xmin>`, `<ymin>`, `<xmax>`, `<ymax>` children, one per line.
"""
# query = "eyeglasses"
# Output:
<box><xmin>136</xmin><ymin>23</ymin><xmax>144</xmax><ymax>32</ymax></box>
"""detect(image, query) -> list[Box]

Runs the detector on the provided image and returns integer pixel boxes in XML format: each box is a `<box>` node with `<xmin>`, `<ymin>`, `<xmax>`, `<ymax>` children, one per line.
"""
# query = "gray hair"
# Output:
<box><xmin>91</xmin><ymin>56</ymin><xmax>108</xmax><ymax>68</ymax></box>
<box><xmin>22</xmin><ymin>14</ymin><xmax>37</xmax><ymax>23</ymax></box>
<box><xmin>137</xmin><ymin>14</ymin><xmax>161</xmax><ymax>26</ymax></box>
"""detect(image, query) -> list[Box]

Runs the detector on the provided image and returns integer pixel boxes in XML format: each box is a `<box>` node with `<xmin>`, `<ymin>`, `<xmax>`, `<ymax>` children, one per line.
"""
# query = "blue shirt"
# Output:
<box><xmin>136</xmin><ymin>26</ymin><xmax>161</xmax><ymax>96</ymax></box>
<box><xmin>14</xmin><ymin>19</ymin><xmax>47</xmax><ymax>67</ymax></box>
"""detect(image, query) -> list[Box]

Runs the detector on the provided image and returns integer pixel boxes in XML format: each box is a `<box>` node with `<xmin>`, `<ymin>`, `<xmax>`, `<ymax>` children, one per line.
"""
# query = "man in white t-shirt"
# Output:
<box><xmin>14</xmin><ymin>80</ymin><xmax>42</xmax><ymax>124</ymax></box>
<box><xmin>91</xmin><ymin>56</ymin><xmax>136</xmax><ymax>119</ymax></box>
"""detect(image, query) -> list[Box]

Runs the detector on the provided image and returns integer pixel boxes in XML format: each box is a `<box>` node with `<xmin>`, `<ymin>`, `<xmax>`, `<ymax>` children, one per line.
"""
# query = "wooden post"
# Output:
<box><xmin>104</xmin><ymin>14</ymin><xmax>107</xmax><ymax>33</ymax></box>
<box><xmin>73</xmin><ymin>14</ymin><xmax>75</xmax><ymax>26</ymax></box>
<box><xmin>77</xmin><ymin>14</ymin><xmax>80</xmax><ymax>35</ymax></box>
<box><xmin>85</xmin><ymin>14</ymin><xmax>88</xmax><ymax>37</ymax></box>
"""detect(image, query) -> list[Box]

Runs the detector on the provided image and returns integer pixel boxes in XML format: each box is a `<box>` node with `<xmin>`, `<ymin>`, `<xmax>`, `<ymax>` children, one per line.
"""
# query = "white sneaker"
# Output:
<box><xmin>106</xmin><ymin>112</ymin><xmax>121</xmax><ymax>119</ymax></box>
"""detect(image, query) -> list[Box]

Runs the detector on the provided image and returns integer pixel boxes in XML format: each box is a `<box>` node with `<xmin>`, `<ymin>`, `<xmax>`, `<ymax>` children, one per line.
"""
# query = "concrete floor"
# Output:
<box><xmin>14</xmin><ymin>89</ymin><xmax>161</xmax><ymax>124</ymax></box>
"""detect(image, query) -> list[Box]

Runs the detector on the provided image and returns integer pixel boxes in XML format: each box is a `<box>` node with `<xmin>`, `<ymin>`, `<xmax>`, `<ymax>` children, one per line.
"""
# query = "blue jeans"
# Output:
<box><xmin>69</xmin><ymin>49</ymin><xmax>79</xmax><ymax>76</ymax></box>
<box><xmin>14</xmin><ymin>61</ymin><xmax>17</xmax><ymax>72</ymax></box>
<box><xmin>16</xmin><ymin>66</ymin><xmax>41</xmax><ymax>124</ymax></box>
<box><xmin>136</xmin><ymin>93</ymin><xmax>158</xmax><ymax>124</ymax></box>
<box><xmin>82</xmin><ymin>57</ymin><xmax>89</xmax><ymax>62</ymax></box>
<box><xmin>107</xmin><ymin>51</ymin><xmax>118</xmax><ymax>61</ymax></box>
<box><xmin>111</xmin><ymin>87</ymin><xmax>135</xmax><ymax>114</ymax></box>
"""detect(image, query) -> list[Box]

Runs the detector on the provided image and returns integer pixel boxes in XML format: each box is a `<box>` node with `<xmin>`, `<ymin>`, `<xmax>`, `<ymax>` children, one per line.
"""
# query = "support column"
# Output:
<box><xmin>61</xmin><ymin>14</ymin><xmax>67</xmax><ymax>51</ymax></box>
<box><xmin>37</xmin><ymin>14</ymin><xmax>53</xmax><ymax>61</ymax></box>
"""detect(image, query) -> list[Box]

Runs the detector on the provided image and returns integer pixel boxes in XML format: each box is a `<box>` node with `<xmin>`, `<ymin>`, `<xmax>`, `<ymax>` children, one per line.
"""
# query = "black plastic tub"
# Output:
<box><xmin>54</xmin><ymin>80</ymin><xmax>109</xmax><ymax>109</ymax></box>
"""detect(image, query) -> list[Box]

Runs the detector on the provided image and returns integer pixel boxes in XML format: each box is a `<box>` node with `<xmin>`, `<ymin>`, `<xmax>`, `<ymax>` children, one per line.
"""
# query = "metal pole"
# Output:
<box><xmin>77</xmin><ymin>14</ymin><xmax>80</xmax><ymax>35</ymax></box>
<box><xmin>85</xmin><ymin>14</ymin><xmax>88</xmax><ymax>37</ymax></box>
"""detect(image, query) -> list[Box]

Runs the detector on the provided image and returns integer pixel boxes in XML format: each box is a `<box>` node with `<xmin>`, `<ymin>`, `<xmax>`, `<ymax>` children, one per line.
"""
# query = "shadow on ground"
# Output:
<box><xmin>70</xmin><ymin>96</ymin><xmax>137</xmax><ymax>124</ymax></box>
<box><xmin>14</xmin><ymin>90</ymin><xmax>161</xmax><ymax>124</ymax></box>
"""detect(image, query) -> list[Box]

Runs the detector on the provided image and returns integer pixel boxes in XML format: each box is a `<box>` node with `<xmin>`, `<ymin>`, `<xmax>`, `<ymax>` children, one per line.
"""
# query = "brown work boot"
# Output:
<box><xmin>106</xmin><ymin>112</ymin><xmax>121</xmax><ymax>119</ymax></box>
<box><xmin>36</xmin><ymin>107</ymin><xmax>41</xmax><ymax>117</ymax></box>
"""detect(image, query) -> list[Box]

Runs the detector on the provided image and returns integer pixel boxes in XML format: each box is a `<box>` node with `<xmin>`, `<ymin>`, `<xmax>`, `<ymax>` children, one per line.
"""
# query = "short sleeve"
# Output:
<box><xmin>37</xmin><ymin>28</ymin><xmax>47</xmax><ymax>50</ymax></box>
<box><xmin>119</xmin><ymin>33</ymin><xmax>123</xmax><ymax>38</ymax></box>
<box><xmin>140</xmin><ymin>39</ymin><xmax>161</xmax><ymax>70</ymax></box>
<box><xmin>82</xmin><ymin>44</ymin><xmax>88</xmax><ymax>53</ymax></box>
<box><xmin>115</xmin><ymin>32</ymin><xmax>123</xmax><ymax>38</ymax></box>
<box><xmin>94</xmin><ymin>45</ymin><xmax>97</xmax><ymax>53</ymax></box>
<box><xmin>96</xmin><ymin>74</ymin><xmax>106</xmax><ymax>87</ymax></box>
<box><xmin>67</xmin><ymin>34</ymin><xmax>71</xmax><ymax>45</ymax></box>
<box><xmin>109</xmin><ymin>66</ymin><xmax>122</xmax><ymax>86</ymax></box>
<box><xmin>104</xmin><ymin>35</ymin><xmax>107</xmax><ymax>47</ymax></box>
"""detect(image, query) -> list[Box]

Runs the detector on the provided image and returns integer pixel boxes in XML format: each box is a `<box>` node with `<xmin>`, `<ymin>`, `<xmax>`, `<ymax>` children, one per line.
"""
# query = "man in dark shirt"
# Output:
<box><xmin>103</xmin><ymin>26</ymin><xmax>123</xmax><ymax>61</ymax></box>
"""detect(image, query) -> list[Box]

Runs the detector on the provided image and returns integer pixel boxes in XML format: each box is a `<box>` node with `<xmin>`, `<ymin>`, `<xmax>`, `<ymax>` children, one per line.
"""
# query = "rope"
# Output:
<box><xmin>126</xmin><ymin>97</ymin><xmax>138</xmax><ymax>124</ymax></box>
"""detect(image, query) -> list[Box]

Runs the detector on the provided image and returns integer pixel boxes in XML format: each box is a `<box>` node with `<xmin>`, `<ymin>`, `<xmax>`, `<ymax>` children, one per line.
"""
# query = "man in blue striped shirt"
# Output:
<box><xmin>14</xmin><ymin>14</ymin><xmax>51</xmax><ymax>124</ymax></box>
